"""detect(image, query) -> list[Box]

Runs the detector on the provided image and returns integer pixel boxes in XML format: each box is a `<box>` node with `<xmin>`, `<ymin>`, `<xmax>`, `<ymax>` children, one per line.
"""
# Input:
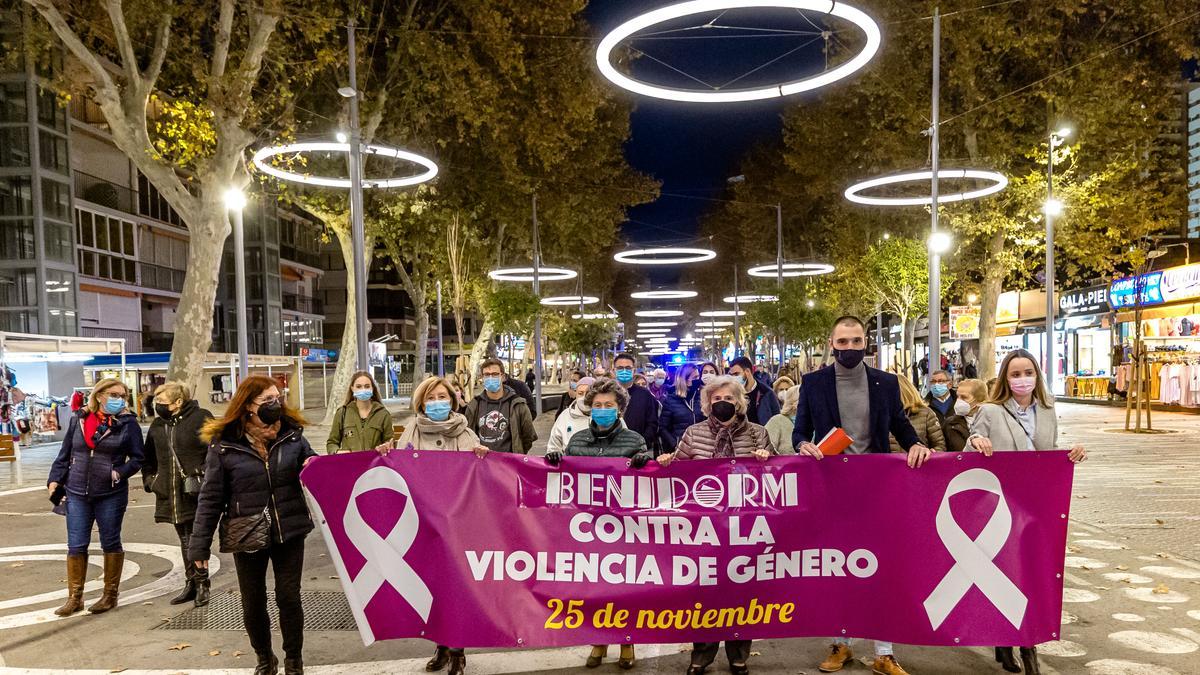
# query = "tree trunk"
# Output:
<box><xmin>469</xmin><ymin>318</ymin><xmax>495</xmax><ymax>385</ymax></box>
<box><xmin>412</xmin><ymin>300</ymin><xmax>430</xmax><ymax>388</ymax></box>
<box><xmin>321</xmin><ymin>227</ymin><xmax>370</xmax><ymax>425</ymax></box>
<box><xmin>901</xmin><ymin>313</ymin><xmax>915</xmax><ymax>379</ymax></box>
<box><xmin>165</xmin><ymin>213</ymin><xmax>227</xmax><ymax>385</ymax></box>
<box><xmin>977</xmin><ymin>231</ymin><xmax>1006</xmax><ymax>381</ymax></box>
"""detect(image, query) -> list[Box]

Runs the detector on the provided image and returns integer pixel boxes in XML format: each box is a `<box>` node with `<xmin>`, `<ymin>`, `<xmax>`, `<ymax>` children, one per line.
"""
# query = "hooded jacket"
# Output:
<box><xmin>142</xmin><ymin>399</ymin><xmax>214</xmax><ymax>524</ymax></box>
<box><xmin>548</xmin><ymin>398</ymin><xmax>626</xmax><ymax>454</ymax></box>
<box><xmin>326</xmin><ymin>400</ymin><xmax>393</xmax><ymax>454</ymax></box>
<box><xmin>49</xmin><ymin>409</ymin><xmax>144</xmax><ymax>499</ymax></box>
<box><xmin>396</xmin><ymin>412</ymin><xmax>480</xmax><ymax>452</ymax></box>
<box><xmin>888</xmin><ymin>405</ymin><xmax>948</xmax><ymax>453</ymax></box>
<box><xmin>464</xmin><ymin>386</ymin><xmax>537</xmax><ymax>454</ymax></box>
<box><xmin>189</xmin><ymin>421</ymin><xmax>317</xmax><ymax>562</ymax></box>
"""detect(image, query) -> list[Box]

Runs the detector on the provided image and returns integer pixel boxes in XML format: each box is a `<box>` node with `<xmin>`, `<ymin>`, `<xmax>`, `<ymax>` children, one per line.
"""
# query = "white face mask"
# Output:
<box><xmin>701</xmin><ymin>373</ymin><xmax>715</xmax><ymax>385</ymax></box>
<box><xmin>953</xmin><ymin>398</ymin><xmax>972</xmax><ymax>416</ymax></box>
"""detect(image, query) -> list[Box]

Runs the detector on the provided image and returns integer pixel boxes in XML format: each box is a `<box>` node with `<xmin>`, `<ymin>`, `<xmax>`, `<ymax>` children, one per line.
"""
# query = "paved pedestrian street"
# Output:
<box><xmin>1</xmin><ymin>403</ymin><xmax>1198</xmax><ymax>674</ymax></box>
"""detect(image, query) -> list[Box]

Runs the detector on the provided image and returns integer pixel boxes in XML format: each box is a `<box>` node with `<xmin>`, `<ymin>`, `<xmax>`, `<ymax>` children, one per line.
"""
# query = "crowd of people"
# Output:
<box><xmin>45</xmin><ymin>314</ymin><xmax>1086</xmax><ymax>675</ymax></box>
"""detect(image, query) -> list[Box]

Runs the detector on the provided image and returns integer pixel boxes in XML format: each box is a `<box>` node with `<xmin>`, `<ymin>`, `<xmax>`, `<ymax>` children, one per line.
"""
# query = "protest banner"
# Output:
<box><xmin>301</xmin><ymin>451</ymin><xmax>1072</xmax><ymax>648</ymax></box>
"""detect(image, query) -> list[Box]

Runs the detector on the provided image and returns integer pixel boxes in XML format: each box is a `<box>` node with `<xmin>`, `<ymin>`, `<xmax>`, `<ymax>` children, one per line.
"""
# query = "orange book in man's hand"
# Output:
<box><xmin>816</xmin><ymin>427</ymin><xmax>853</xmax><ymax>456</ymax></box>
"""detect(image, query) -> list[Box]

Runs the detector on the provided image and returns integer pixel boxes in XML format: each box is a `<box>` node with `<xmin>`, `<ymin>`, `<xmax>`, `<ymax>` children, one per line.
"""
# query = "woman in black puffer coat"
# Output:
<box><xmin>47</xmin><ymin>377</ymin><xmax>144</xmax><ymax>617</ymax></box>
<box><xmin>658</xmin><ymin>364</ymin><xmax>705</xmax><ymax>452</ymax></box>
<box><xmin>142</xmin><ymin>382</ymin><xmax>213</xmax><ymax>607</ymax></box>
<box><xmin>190</xmin><ymin>376</ymin><xmax>316</xmax><ymax>675</ymax></box>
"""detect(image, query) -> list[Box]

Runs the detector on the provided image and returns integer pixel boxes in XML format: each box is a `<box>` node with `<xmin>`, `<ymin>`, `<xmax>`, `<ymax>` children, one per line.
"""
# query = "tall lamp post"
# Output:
<box><xmin>1044</xmin><ymin>125</ymin><xmax>1072</xmax><ymax>392</ymax></box>
<box><xmin>224</xmin><ymin>188</ymin><xmax>249</xmax><ymax>381</ymax></box>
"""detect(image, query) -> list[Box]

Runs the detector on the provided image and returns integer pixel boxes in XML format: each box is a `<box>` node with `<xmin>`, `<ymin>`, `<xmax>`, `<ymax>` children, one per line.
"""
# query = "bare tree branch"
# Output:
<box><xmin>211</xmin><ymin>0</ymin><xmax>234</xmax><ymax>80</ymax></box>
<box><xmin>226</xmin><ymin>0</ymin><xmax>282</xmax><ymax>120</ymax></box>
<box><xmin>104</xmin><ymin>0</ymin><xmax>141</xmax><ymax>87</ymax></box>
<box><xmin>144</xmin><ymin>3</ymin><xmax>174</xmax><ymax>87</ymax></box>
<box><xmin>24</xmin><ymin>0</ymin><xmax>119</xmax><ymax>100</ymax></box>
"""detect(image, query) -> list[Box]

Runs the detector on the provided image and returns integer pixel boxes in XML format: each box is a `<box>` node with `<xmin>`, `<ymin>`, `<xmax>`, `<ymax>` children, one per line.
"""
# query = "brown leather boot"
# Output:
<box><xmin>818</xmin><ymin>645</ymin><xmax>853</xmax><ymax>673</ymax></box>
<box><xmin>87</xmin><ymin>552</ymin><xmax>124</xmax><ymax>614</ymax></box>
<box><xmin>54</xmin><ymin>554</ymin><xmax>88</xmax><ymax>616</ymax></box>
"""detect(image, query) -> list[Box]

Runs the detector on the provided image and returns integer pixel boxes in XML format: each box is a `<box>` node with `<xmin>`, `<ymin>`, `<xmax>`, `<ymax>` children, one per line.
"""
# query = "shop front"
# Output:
<box><xmin>1109</xmin><ymin>263</ymin><xmax>1200</xmax><ymax>408</ymax></box>
<box><xmin>1057</xmin><ymin>284</ymin><xmax>1114</xmax><ymax>399</ymax></box>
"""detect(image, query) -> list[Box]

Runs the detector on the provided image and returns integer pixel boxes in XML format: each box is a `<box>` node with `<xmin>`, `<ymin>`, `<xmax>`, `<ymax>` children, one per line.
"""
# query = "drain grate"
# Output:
<box><xmin>155</xmin><ymin>591</ymin><xmax>358</xmax><ymax>631</ymax></box>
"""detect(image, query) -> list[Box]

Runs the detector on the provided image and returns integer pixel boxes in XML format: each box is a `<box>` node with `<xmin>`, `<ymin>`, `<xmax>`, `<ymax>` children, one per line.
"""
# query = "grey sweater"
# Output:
<box><xmin>835</xmin><ymin>362</ymin><xmax>871</xmax><ymax>454</ymax></box>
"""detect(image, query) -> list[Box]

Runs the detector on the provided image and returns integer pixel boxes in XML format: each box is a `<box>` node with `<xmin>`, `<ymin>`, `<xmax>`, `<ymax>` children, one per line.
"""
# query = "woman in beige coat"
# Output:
<box><xmin>889</xmin><ymin>376</ymin><xmax>946</xmax><ymax>452</ymax></box>
<box><xmin>395</xmin><ymin>376</ymin><xmax>487</xmax><ymax>675</ymax></box>
<box><xmin>967</xmin><ymin>348</ymin><xmax>1086</xmax><ymax>675</ymax></box>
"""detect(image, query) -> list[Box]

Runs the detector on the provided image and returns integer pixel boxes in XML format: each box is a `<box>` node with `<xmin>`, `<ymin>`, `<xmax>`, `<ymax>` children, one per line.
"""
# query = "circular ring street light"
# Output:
<box><xmin>541</xmin><ymin>295</ymin><xmax>599</xmax><ymax>306</ymax></box>
<box><xmin>724</xmin><ymin>294</ymin><xmax>777</xmax><ymax>303</ymax></box>
<box><xmin>747</xmin><ymin>262</ymin><xmax>835</xmax><ymax>278</ymax></box>
<box><xmin>844</xmin><ymin>169</ymin><xmax>1008</xmax><ymax>206</ymax></box>
<box><xmin>637</xmin><ymin>321</ymin><xmax>678</xmax><ymax>328</ymax></box>
<box><xmin>635</xmin><ymin>309</ymin><xmax>685</xmax><ymax>318</ymax></box>
<box><xmin>488</xmin><ymin>267</ymin><xmax>578</xmax><ymax>282</ymax></box>
<box><xmin>695</xmin><ymin>326</ymin><xmax>728</xmax><ymax>333</ymax></box>
<box><xmin>572</xmin><ymin>312</ymin><xmax>618</xmax><ymax>319</ymax></box>
<box><xmin>699</xmin><ymin>309</ymin><xmax>746</xmax><ymax>317</ymax></box>
<box><xmin>613</xmin><ymin>247</ymin><xmax>717</xmax><ymax>265</ymax></box>
<box><xmin>695</xmin><ymin>320</ymin><xmax>733</xmax><ymax>328</ymax></box>
<box><xmin>596</xmin><ymin>0</ymin><xmax>882</xmax><ymax>104</ymax></box>
<box><xmin>631</xmin><ymin>290</ymin><xmax>699</xmax><ymax>299</ymax></box>
<box><xmin>252</xmin><ymin>141</ymin><xmax>438</xmax><ymax>189</ymax></box>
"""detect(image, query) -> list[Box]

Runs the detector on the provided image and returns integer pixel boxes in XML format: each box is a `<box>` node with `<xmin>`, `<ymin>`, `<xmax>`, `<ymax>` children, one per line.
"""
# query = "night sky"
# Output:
<box><xmin>585</xmin><ymin>2</ymin><xmax>832</xmax><ymax>261</ymax></box>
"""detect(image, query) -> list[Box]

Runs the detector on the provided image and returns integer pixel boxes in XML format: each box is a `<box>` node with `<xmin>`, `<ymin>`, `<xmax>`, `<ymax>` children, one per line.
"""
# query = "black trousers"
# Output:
<box><xmin>174</xmin><ymin>522</ymin><xmax>195</xmax><ymax>582</ymax></box>
<box><xmin>234</xmin><ymin>535</ymin><xmax>306</xmax><ymax>659</ymax></box>
<box><xmin>691</xmin><ymin>640</ymin><xmax>752</xmax><ymax>667</ymax></box>
<box><xmin>437</xmin><ymin>646</ymin><xmax>465</xmax><ymax>656</ymax></box>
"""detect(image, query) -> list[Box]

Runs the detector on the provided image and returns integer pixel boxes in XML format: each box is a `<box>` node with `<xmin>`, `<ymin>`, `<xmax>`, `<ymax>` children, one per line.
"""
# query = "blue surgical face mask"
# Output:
<box><xmin>736</xmin><ymin>375</ymin><xmax>747</xmax><ymax>387</ymax></box>
<box><xmin>569</xmin><ymin>381</ymin><xmax>578</xmax><ymax>391</ymax></box>
<box><xmin>103</xmin><ymin>398</ymin><xmax>126</xmax><ymax>415</ymax></box>
<box><xmin>930</xmin><ymin>383</ymin><xmax>950</xmax><ymax>398</ymax></box>
<box><xmin>591</xmin><ymin>407</ymin><xmax>618</xmax><ymax>428</ymax></box>
<box><xmin>483</xmin><ymin>376</ymin><xmax>502</xmax><ymax>393</ymax></box>
<box><xmin>615</xmin><ymin>368</ymin><xmax>634</xmax><ymax>384</ymax></box>
<box><xmin>353</xmin><ymin>388</ymin><xmax>373</xmax><ymax>401</ymax></box>
<box><xmin>654</xmin><ymin>377</ymin><xmax>666</xmax><ymax>386</ymax></box>
<box><xmin>425</xmin><ymin>400</ymin><xmax>452</xmax><ymax>421</ymax></box>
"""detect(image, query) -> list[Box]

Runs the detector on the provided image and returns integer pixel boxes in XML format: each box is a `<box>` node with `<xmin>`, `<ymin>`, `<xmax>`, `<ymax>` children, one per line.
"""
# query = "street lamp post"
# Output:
<box><xmin>224</xmin><ymin>188</ymin><xmax>249</xmax><ymax>381</ymax></box>
<box><xmin>927</xmin><ymin>7</ymin><xmax>942</xmax><ymax>387</ymax></box>
<box><xmin>436</xmin><ymin>280</ymin><xmax>444</xmax><ymax>377</ymax></box>
<box><xmin>1044</xmin><ymin>125</ymin><xmax>1071</xmax><ymax>392</ymax></box>
<box><xmin>343</xmin><ymin>20</ymin><xmax>370</xmax><ymax>374</ymax></box>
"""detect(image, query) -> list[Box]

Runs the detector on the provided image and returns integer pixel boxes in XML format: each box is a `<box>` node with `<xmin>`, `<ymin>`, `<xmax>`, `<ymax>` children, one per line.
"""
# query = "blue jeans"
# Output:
<box><xmin>834</xmin><ymin>637</ymin><xmax>893</xmax><ymax>657</ymax></box>
<box><xmin>65</xmin><ymin>489</ymin><xmax>128</xmax><ymax>555</ymax></box>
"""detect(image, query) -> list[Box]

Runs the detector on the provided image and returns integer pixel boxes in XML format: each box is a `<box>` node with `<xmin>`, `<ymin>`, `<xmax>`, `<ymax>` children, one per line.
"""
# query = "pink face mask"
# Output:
<box><xmin>1009</xmin><ymin>376</ymin><xmax>1037</xmax><ymax>396</ymax></box>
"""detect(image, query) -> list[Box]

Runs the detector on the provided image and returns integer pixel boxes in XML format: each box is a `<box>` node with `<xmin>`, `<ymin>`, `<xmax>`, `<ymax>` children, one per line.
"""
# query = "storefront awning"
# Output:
<box><xmin>0</xmin><ymin>330</ymin><xmax>127</xmax><ymax>364</ymax></box>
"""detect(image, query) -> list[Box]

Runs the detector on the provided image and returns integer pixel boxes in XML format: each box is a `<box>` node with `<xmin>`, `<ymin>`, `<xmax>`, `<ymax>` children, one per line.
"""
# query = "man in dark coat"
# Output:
<box><xmin>505</xmin><ymin>371</ymin><xmax>537</xmax><ymax>420</ymax></box>
<box><xmin>792</xmin><ymin>316</ymin><xmax>931</xmax><ymax>675</ymax></box>
<box><xmin>727</xmin><ymin>356</ymin><xmax>780</xmax><ymax>425</ymax></box>
<box><xmin>924</xmin><ymin>369</ymin><xmax>957</xmax><ymax>427</ymax></box>
<box><xmin>612</xmin><ymin>352</ymin><xmax>659</xmax><ymax>452</ymax></box>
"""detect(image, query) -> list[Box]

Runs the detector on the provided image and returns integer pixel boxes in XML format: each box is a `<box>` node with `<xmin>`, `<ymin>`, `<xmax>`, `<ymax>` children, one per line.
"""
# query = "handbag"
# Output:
<box><xmin>218</xmin><ymin>506</ymin><xmax>272</xmax><ymax>553</ymax></box>
<box><xmin>166</xmin><ymin>427</ymin><xmax>203</xmax><ymax>496</ymax></box>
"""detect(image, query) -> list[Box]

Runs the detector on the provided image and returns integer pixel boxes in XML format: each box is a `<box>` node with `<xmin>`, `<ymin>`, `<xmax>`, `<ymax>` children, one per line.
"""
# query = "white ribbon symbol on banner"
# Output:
<box><xmin>923</xmin><ymin>468</ymin><xmax>1028</xmax><ymax>631</ymax></box>
<box><xmin>343</xmin><ymin>466</ymin><xmax>433</xmax><ymax>622</ymax></box>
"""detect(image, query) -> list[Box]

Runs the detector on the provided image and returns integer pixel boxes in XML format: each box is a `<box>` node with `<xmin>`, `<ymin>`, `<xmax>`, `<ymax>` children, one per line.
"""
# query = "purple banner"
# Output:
<box><xmin>301</xmin><ymin>451</ymin><xmax>1073</xmax><ymax>647</ymax></box>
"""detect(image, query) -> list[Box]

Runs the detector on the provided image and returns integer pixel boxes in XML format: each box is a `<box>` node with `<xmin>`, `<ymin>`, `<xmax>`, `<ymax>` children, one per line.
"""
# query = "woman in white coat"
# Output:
<box><xmin>547</xmin><ymin>377</ymin><xmax>600</xmax><ymax>454</ymax></box>
<box><xmin>968</xmin><ymin>348</ymin><xmax>1086</xmax><ymax>675</ymax></box>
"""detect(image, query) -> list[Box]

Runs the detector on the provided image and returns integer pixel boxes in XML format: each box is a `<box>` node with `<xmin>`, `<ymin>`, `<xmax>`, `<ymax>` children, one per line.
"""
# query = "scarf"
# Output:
<box><xmin>706</xmin><ymin>414</ymin><xmax>746</xmax><ymax>459</ymax></box>
<box><xmin>412</xmin><ymin>412</ymin><xmax>471</xmax><ymax>448</ymax></box>
<box><xmin>82</xmin><ymin>411</ymin><xmax>111</xmax><ymax>449</ymax></box>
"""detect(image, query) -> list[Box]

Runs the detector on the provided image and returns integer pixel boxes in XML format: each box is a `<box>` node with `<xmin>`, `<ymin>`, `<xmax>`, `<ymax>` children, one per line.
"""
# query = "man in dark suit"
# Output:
<box><xmin>791</xmin><ymin>315</ymin><xmax>930</xmax><ymax>675</ymax></box>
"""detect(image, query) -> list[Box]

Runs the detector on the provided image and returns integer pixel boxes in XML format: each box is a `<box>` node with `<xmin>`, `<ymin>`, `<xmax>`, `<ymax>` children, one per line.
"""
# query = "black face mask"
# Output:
<box><xmin>154</xmin><ymin>403</ymin><xmax>174</xmax><ymax>419</ymax></box>
<box><xmin>255</xmin><ymin>400</ymin><xmax>283</xmax><ymax>425</ymax></box>
<box><xmin>710</xmin><ymin>400</ymin><xmax>737</xmax><ymax>423</ymax></box>
<box><xmin>833</xmin><ymin>348</ymin><xmax>866</xmax><ymax>370</ymax></box>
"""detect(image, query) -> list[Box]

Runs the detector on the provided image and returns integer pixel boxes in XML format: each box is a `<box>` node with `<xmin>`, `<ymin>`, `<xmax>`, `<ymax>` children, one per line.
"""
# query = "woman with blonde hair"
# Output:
<box><xmin>326</xmin><ymin>370</ymin><xmax>393</xmax><ymax>454</ymax></box>
<box><xmin>765</xmin><ymin>384</ymin><xmax>801</xmax><ymax>454</ymax></box>
<box><xmin>190</xmin><ymin>376</ymin><xmax>316</xmax><ymax>675</ymax></box>
<box><xmin>658</xmin><ymin>364</ymin><xmax>704</xmax><ymax>452</ymax></box>
<box><xmin>657</xmin><ymin>375</ymin><xmax>771</xmax><ymax>675</ymax></box>
<box><xmin>888</xmin><ymin>376</ymin><xmax>946</xmax><ymax>452</ymax></box>
<box><xmin>142</xmin><ymin>381</ymin><xmax>214</xmax><ymax>607</ymax></box>
<box><xmin>771</xmin><ymin>375</ymin><xmax>795</xmax><ymax>399</ymax></box>
<box><xmin>967</xmin><ymin>349</ymin><xmax>1086</xmax><ymax>674</ymax></box>
<box><xmin>47</xmin><ymin>377</ymin><xmax>144</xmax><ymax>616</ymax></box>
<box><xmin>398</xmin><ymin>376</ymin><xmax>486</xmax><ymax>675</ymax></box>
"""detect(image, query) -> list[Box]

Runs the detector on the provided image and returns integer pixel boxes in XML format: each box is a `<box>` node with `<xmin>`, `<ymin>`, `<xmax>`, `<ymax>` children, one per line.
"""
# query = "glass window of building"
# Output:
<box><xmin>44</xmin><ymin>269</ymin><xmax>75</xmax><ymax>308</ymax></box>
<box><xmin>41</xmin><ymin>177</ymin><xmax>70</xmax><ymax>220</ymax></box>
<box><xmin>0</xmin><ymin>176</ymin><xmax>33</xmax><ymax>216</ymax></box>
<box><xmin>38</xmin><ymin>130</ymin><xmax>68</xmax><ymax>173</ymax></box>
<box><xmin>0</xmin><ymin>82</ymin><xmax>27</xmax><ymax>123</ymax></box>
<box><xmin>36</xmin><ymin>89</ymin><xmax>66</xmax><ymax>131</ymax></box>
<box><xmin>0</xmin><ymin>128</ymin><xmax>30</xmax><ymax>166</ymax></box>
<box><xmin>47</xmin><ymin>308</ymin><xmax>77</xmax><ymax>336</ymax></box>
<box><xmin>76</xmin><ymin>208</ymin><xmax>139</xmax><ymax>284</ymax></box>
<box><xmin>0</xmin><ymin>219</ymin><xmax>35</xmax><ymax>259</ymax></box>
<box><xmin>43</xmin><ymin>220</ymin><xmax>73</xmax><ymax>263</ymax></box>
<box><xmin>0</xmin><ymin>268</ymin><xmax>36</xmax><ymax>306</ymax></box>
<box><xmin>0</xmin><ymin>310</ymin><xmax>37</xmax><ymax>333</ymax></box>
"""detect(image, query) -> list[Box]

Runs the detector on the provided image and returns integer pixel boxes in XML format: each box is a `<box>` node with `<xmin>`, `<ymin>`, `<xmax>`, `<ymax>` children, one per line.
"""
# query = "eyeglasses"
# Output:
<box><xmin>254</xmin><ymin>396</ymin><xmax>279</xmax><ymax>407</ymax></box>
